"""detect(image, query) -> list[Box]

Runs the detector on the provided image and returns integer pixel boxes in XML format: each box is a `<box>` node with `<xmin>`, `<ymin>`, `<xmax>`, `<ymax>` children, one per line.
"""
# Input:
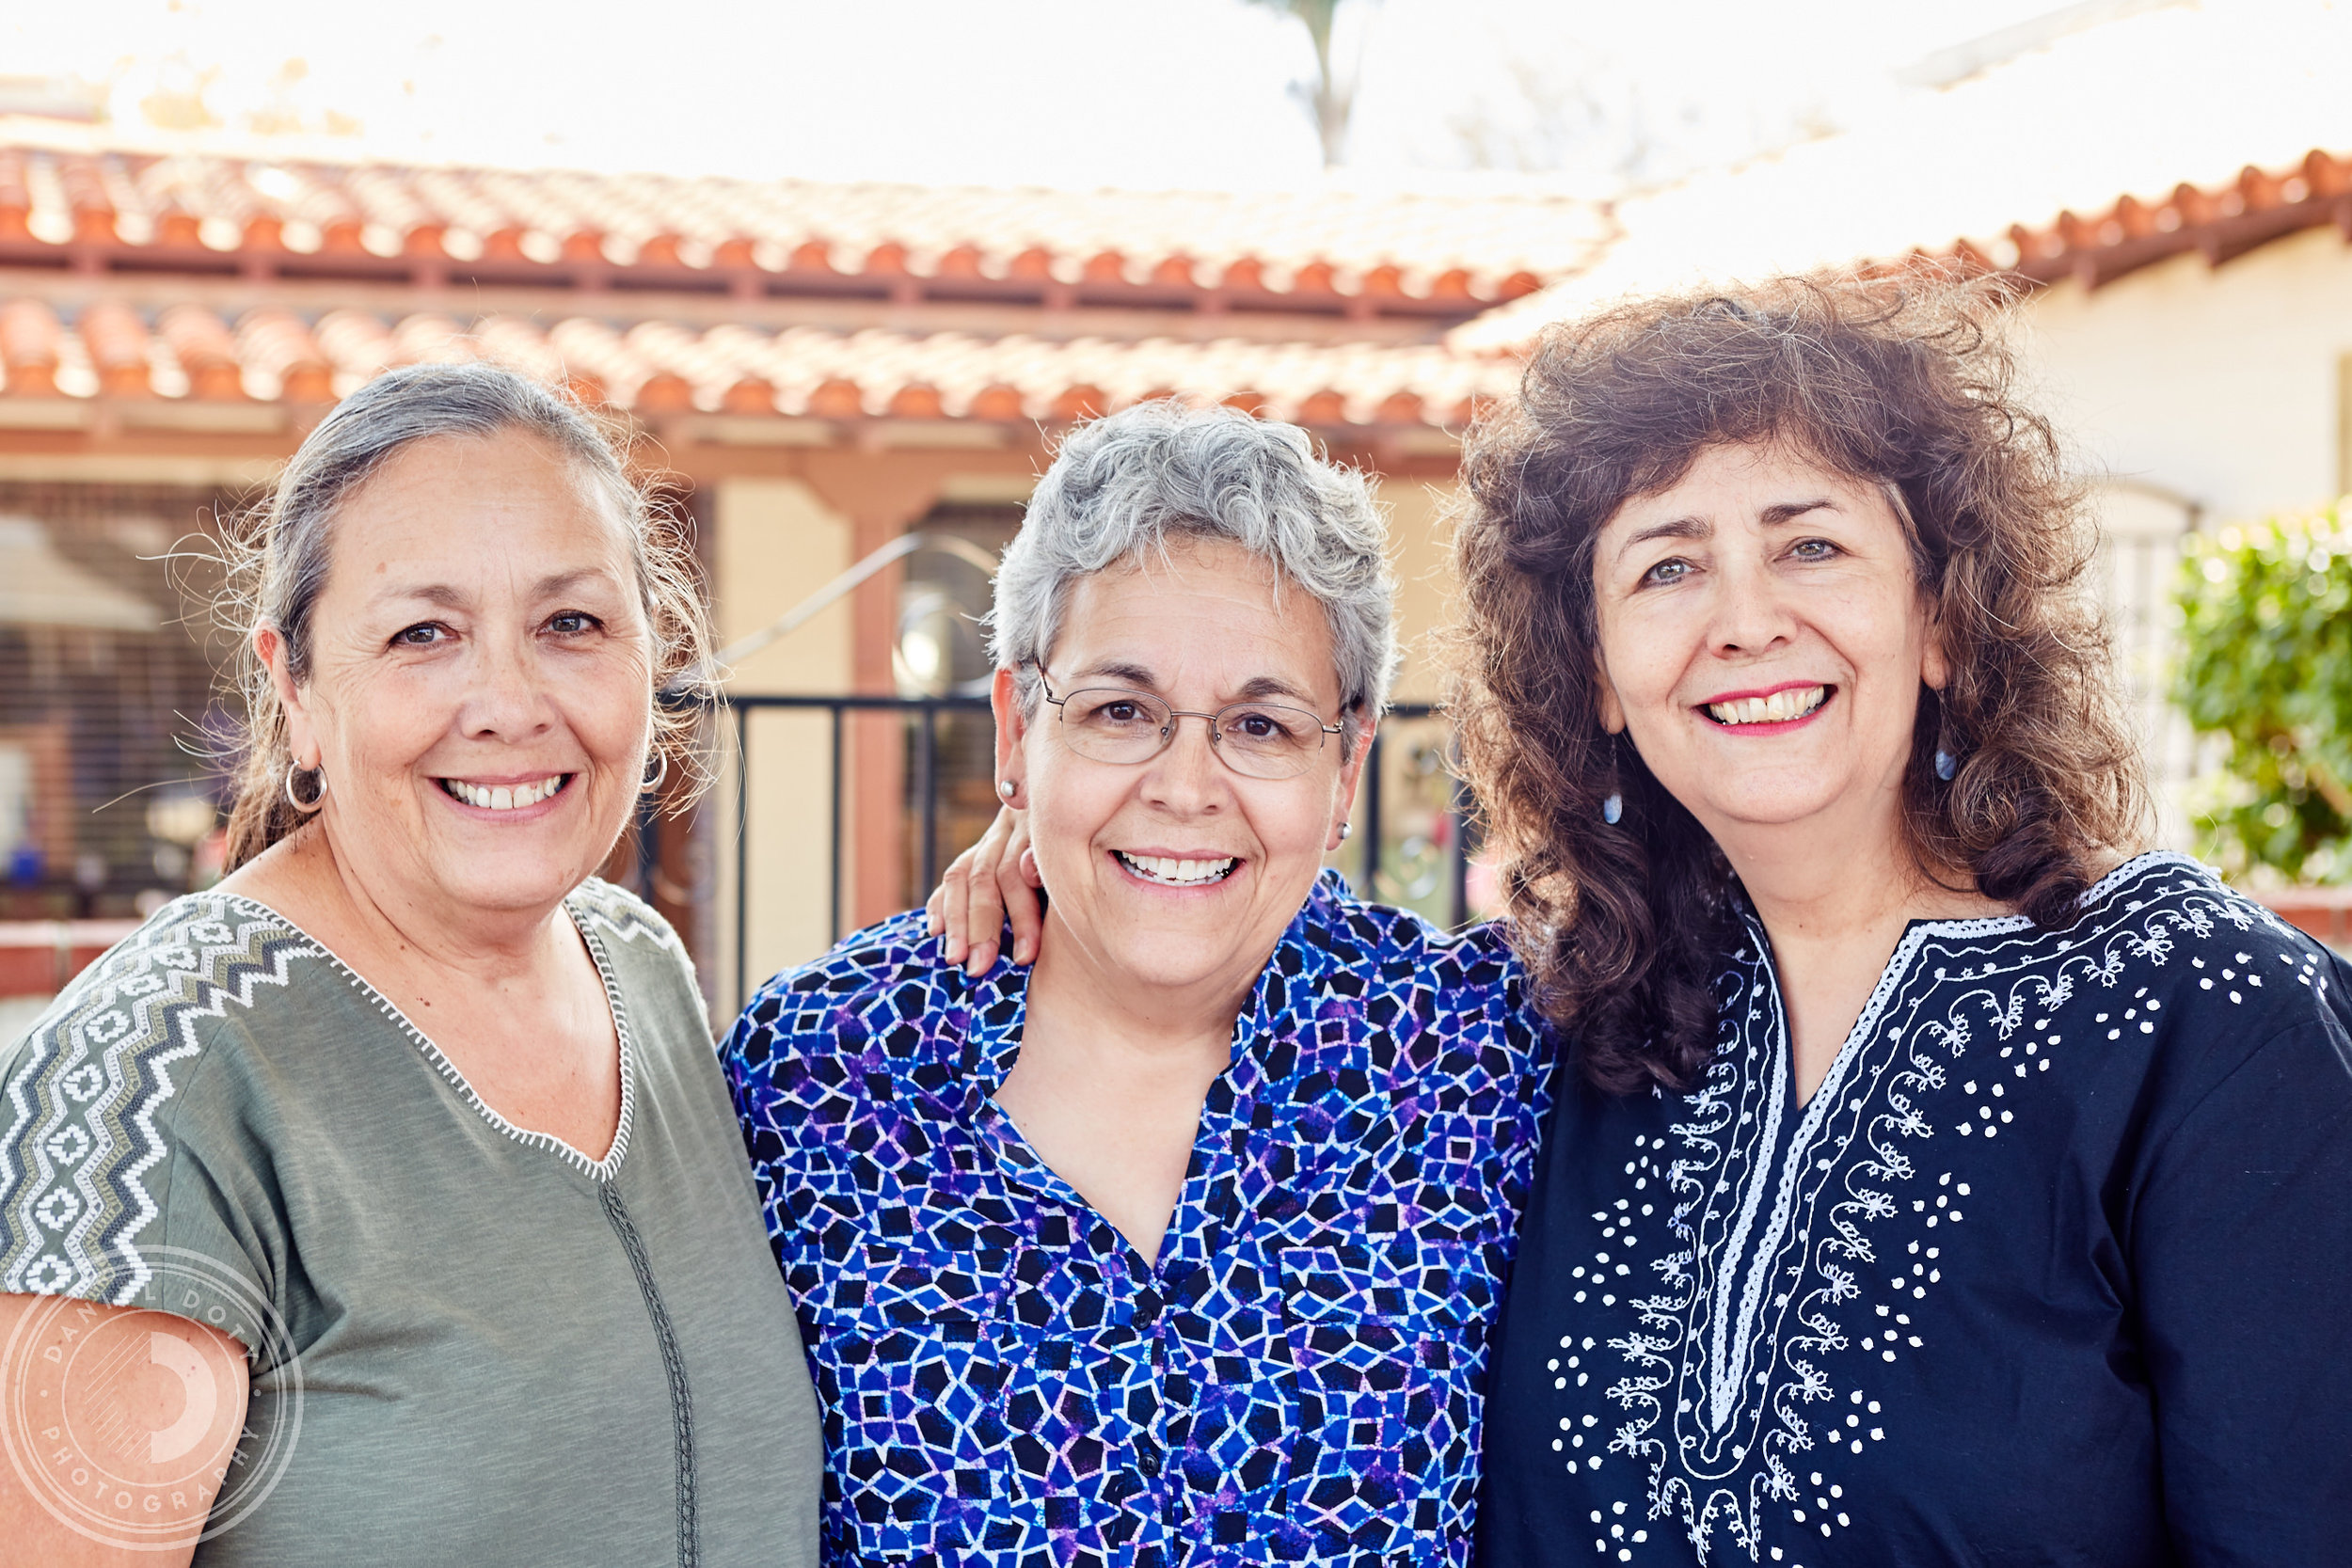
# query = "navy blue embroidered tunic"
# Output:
<box><xmin>723</xmin><ymin>874</ymin><xmax>1552</xmax><ymax>1567</ymax></box>
<box><xmin>1478</xmin><ymin>854</ymin><xmax>2352</xmax><ymax>1568</ymax></box>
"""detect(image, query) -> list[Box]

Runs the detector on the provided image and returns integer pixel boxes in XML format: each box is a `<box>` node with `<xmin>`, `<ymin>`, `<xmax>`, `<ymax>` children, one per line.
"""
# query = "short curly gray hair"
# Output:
<box><xmin>987</xmin><ymin>401</ymin><xmax>1397</xmax><ymax>743</ymax></box>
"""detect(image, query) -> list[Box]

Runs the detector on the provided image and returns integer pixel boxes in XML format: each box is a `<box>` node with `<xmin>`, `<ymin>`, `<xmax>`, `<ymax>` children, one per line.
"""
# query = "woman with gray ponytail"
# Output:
<box><xmin>0</xmin><ymin>361</ymin><xmax>818</xmax><ymax>1566</ymax></box>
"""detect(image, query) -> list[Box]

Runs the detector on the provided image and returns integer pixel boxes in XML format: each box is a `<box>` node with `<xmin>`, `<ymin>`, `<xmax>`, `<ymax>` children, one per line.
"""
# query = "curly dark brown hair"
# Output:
<box><xmin>1450</xmin><ymin>273</ymin><xmax>2149</xmax><ymax>1095</ymax></box>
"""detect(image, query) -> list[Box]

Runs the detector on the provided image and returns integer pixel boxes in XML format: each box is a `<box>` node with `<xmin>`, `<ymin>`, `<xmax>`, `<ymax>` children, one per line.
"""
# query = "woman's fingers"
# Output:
<box><xmin>957</xmin><ymin>842</ymin><xmax>1009</xmax><ymax>975</ymax></box>
<box><xmin>929</xmin><ymin>809</ymin><xmax>1045</xmax><ymax>974</ymax></box>
<box><xmin>930</xmin><ymin>856</ymin><xmax>969</xmax><ymax>965</ymax></box>
<box><xmin>1003</xmin><ymin>834</ymin><xmax>1043</xmax><ymax>966</ymax></box>
<box><xmin>937</xmin><ymin>808</ymin><xmax>1012</xmax><ymax>974</ymax></box>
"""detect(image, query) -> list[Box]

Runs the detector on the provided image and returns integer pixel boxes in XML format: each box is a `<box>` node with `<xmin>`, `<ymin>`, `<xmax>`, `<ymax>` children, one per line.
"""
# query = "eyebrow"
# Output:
<box><xmin>1613</xmin><ymin>498</ymin><xmax>1838</xmax><ymax>564</ymax></box>
<box><xmin>1760</xmin><ymin>499</ymin><xmax>1836</xmax><ymax>527</ymax></box>
<box><xmin>1615</xmin><ymin>515</ymin><xmax>1709</xmax><ymax>563</ymax></box>
<box><xmin>1073</xmin><ymin>661</ymin><xmax>1317</xmax><ymax>705</ymax></box>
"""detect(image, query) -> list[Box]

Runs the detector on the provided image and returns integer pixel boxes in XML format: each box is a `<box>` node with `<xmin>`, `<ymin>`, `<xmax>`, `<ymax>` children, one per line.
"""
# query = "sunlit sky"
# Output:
<box><xmin>3</xmin><ymin>0</ymin><xmax>2075</xmax><ymax>189</ymax></box>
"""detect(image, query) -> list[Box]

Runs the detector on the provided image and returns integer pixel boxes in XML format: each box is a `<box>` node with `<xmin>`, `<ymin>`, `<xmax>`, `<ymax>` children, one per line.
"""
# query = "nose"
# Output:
<box><xmin>1709</xmin><ymin>551</ymin><xmax>1797</xmax><ymax>658</ymax></box>
<box><xmin>458</xmin><ymin>626</ymin><xmax>558</xmax><ymax>742</ymax></box>
<box><xmin>1136</xmin><ymin>712</ymin><xmax>1227</xmax><ymax>816</ymax></box>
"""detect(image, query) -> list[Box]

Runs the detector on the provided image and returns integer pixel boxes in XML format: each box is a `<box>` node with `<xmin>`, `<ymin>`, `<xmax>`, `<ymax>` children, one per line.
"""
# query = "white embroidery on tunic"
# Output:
<box><xmin>1596</xmin><ymin>853</ymin><xmax>2298</xmax><ymax>1561</ymax></box>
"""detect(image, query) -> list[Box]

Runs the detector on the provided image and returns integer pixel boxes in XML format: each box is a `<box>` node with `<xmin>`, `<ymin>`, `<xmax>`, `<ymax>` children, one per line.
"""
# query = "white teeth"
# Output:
<box><xmin>1707</xmin><ymin>686</ymin><xmax>1827</xmax><ymax>726</ymax></box>
<box><xmin>1117</xmin><ymin>851</ymin><xmax>1238</xmax><ymax>886</ymax></box>
<box><xmin>445</xmin><ymin>775</ymin><xmax>567</xmax><ymax>811</ymax></box>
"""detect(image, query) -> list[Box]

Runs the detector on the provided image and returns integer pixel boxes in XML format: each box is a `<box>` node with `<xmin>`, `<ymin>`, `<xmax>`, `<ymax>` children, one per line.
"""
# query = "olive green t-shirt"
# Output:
<box><xmin>0</xmin><ymin>879</ymin><xmax>819</xmax><ymax>1567</ymax></box>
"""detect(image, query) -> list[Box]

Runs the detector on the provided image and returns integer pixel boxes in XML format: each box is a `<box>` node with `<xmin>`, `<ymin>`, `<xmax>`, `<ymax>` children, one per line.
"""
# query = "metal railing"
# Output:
<box><xmin>632</xmin><ymin>695</ymin><xmax>1476</xmax><ymax>1010</ymax></box>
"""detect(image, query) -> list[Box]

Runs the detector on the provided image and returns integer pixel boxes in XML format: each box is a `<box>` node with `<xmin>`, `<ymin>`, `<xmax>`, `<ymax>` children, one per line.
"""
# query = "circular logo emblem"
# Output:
<box><xmin>2</xmin><ymin>1246</ymin><xmax>303</xmax><ymax>1548</ymax></box>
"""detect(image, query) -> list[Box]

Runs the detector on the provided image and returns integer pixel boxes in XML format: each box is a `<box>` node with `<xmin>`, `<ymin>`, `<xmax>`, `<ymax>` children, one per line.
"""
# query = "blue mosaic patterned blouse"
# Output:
<box><xmin>723</xmin><ymin>872</ymin><xmax>1553</xmax><ymax>1567</ymax></box>
<box><xmin>1478</xmin><ymin>853</ymin><xmax>2352</xmax><ymax>1567</ymax></box>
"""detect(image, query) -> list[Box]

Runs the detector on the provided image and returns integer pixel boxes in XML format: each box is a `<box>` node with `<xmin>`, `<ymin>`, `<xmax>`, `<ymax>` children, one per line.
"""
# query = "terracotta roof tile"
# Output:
<box><xmin>79</xmin><ymin>300</ymin><xmax>150</xmax><ymax>395</ymax></box>
<box><xmin>234</xmin><ymin>309</ymin><xmax>332</xmax><ymax>402</ymax></box>
<box><xmin>1454</xmin><ymin>1</ymin><xmax>2352</xmax><ymax>353</ymax></box>
<box><xmin>1968</xmin><ymin>148</ymin><xmax>2352</xmax><ymax>288</ymax></box>
<box><xmin>312</xmin><ymin>309</ymin><xmax>398</xmax><ymax>390</ymax></box>
<box><xmin>156</xmin><ymin>306</ymin><xmax>246</xmax><ymax>399</ymax></box>
<box><xmin>0</xmin><ymin>300</ymin><xmax>60</xmax><ymax>394</ymax></box>
<box><xmin>0</xmin><ymin>299</ymin><xmax>1512</xmax><ymax>432</ymax></box>
<box><xmin>0</xmin><ymin>137</ymin><xmax>1609</xmax><ymax>309</ymax></box>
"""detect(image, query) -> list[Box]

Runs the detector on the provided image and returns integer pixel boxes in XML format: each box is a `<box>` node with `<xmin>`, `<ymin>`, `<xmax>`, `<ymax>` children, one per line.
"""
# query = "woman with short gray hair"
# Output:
<box><xmin>0</xmin><ymin>360</ymin><xmax>818</xmax><ymax>1566</ymax></box>
<box><xmin>724</xmin><ymin>400</ymin><xmax>1553</xmax><ymax>1566</ymax></box>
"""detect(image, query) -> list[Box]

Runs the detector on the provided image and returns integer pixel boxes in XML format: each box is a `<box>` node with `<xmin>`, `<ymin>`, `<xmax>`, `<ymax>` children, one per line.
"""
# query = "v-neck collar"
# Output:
<box><xmin>958</xmin><ymin>872</ymin><xmax>1348</xmax><ymax>1279</ymax></box>
<box><xmin>1701</xmin><ymin>850</ymin><xmax>2200</xmax><ymax>1429</ymax></box>
<box><xmin>1737</xmin><ymin>849</ymin><xmax>2201</xmax><ymax>1115</ymax></box>
<box><xmin>213</xmin><ymin>889</ymin><xmax>638</xmax><ymax>1181</ymax></box>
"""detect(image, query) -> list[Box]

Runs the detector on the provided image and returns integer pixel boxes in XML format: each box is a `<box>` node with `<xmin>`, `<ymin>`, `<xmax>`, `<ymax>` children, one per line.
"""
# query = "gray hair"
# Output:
<box><xmin>221</xmin><ymin>360</ymin><xmax>715</xmax><ymax>868</ymax></box>
<box><xmin>987</xmin><ymin>401</ymin><xmax>1397</xmax><ymax>745</ymax></box>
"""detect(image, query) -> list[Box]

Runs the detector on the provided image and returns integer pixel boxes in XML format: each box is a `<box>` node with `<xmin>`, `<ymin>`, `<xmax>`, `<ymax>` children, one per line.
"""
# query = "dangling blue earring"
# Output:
<box><xmin>1600</xmin><ymin>729</ymin><xmax>1625</xmax><ymax>825</ymax></box>
<box><xmin>1933</xmin><ymin>706</ymin><xmax>1962</xmax><ymax>781</ymax></box>
<box><xmin>1933</xmin><ymin>748</ymin><xmax>1958</xmax><ymax>782</ymax></box>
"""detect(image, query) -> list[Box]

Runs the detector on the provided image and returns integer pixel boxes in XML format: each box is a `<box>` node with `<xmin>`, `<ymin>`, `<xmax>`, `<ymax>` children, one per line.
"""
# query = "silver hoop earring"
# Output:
<box><xmin>642</xmin><ymin>751</ymin><xmax>669</xmax><ymax>792</ymax></box>
<box><xmin>284</xmin><ymin>763</ymin><xmax>326</xmax><ymax>814</ymax></box>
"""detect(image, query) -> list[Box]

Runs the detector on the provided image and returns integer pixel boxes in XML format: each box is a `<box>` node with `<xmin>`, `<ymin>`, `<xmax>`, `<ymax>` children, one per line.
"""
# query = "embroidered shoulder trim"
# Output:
<box><xmin>569</xmin><ymin>878</ymin><xmax>695</xmax><ymax>968</ymax></box>
<box><xmin>0</xmin><ymin>897</ymin><xmax>312</xmax><ymax>1304</ymax></box>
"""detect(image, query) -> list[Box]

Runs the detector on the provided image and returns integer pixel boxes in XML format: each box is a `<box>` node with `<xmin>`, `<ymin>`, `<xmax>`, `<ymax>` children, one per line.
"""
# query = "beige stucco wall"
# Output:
<box><xmin>2019</xmin><ymin>226</ymin><xmax>2352</xmax><ymax>849</ymax></box>
<box><xmin>2026</xmin><ymin>225</ymin><xmax>2352</xmax><ymax>523</ymax></box>
<box><xmin>710</xmin><ymin>477</ymin><xmax>853</xmax><ymax>1010</ymax></box>
<box><xmin>1379</xmin><ymin>478</ymin><xmax>1463</xmax><ymax>706</ymax></box>
<box><xmin>1328</xmin><ymin>476</ymin><xmax>1467</xmax><ymax>915</ymax></box>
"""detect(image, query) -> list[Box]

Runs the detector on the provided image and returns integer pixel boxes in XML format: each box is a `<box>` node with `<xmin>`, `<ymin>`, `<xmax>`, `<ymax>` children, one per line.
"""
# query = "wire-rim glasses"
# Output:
<box><xmin>1033</xmin><ymin>668</ymin><xmax>1343</xmax><ymax>781</ymax></box>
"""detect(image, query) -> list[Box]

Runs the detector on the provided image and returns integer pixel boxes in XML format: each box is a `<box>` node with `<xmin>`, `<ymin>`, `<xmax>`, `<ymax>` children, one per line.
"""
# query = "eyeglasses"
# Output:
<box><xmin>1034</xmin><ymin>669</ymin><xmax>1344</xmax><ymax>781</ymax></box>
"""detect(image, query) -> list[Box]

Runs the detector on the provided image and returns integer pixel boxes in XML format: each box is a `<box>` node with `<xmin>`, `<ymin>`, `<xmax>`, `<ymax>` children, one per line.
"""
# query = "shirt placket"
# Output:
<box><xmin>967</xmin><ymin>907</ymin><xmax>1321</xmax><ymax>1568</ymax></box>
<box><xmin>1116</xmin><ymin>1078</ymin><xmax>1244</xmax><ymax>1568</ymax></box>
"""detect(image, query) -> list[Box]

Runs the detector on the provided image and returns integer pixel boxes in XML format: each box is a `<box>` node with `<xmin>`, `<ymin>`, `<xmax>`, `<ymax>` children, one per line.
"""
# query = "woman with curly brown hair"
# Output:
<box><xmin>1467</xmin><ymin>277</ymin><xmax>2352</xmax><ymax>1566</ymax></box>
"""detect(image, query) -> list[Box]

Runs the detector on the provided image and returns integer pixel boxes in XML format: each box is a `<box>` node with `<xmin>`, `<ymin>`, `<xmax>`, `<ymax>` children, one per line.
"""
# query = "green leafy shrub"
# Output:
<box><xmin>2173</xmin><ymin>504</ymin><xmax>2352</xmax><ymax>882</ymax></box>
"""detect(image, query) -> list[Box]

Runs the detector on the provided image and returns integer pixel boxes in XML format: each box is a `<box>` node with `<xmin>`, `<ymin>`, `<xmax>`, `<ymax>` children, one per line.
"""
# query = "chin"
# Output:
<box><xmin>424</xmin><ymin>849</ymin><xmax>595</xmax><ymax>913</ymax></box>
<box><xmin>1097</xmin><ymin>928</ymin><xmax>1248</xmax><ymax>990</ymax></box>
<box><xmin>1696</xmin><ymin>782</ymin><xmax>1851</xmax><ymax>829</ymax></box>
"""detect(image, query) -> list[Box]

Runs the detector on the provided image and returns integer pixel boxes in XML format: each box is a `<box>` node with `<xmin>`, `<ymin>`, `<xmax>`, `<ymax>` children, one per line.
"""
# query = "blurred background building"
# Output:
<box><xmin>0</xmin><ymin>0</ymin><xmax>2344</xmax><ymax>1031</ymax></box>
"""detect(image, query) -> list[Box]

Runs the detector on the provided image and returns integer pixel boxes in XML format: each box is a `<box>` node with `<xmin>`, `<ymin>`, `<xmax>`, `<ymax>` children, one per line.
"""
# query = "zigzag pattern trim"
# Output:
<box><xmin>0</xmin><ymin>897</ymin><xmax>311</xmax><ymax>1304</ymax></box>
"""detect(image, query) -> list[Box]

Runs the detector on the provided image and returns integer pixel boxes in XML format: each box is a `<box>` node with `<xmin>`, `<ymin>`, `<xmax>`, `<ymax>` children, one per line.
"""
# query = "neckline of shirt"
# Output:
<box><xmin>1708</xmin><ymin>847</ymin><xmax>2210</xmax><ymax>1411</ymax></box>
<box><xmin>955</xmin><ymin>874</ymin><xmax>1355</xmax><ymax>1279</ymax></box>
<box><xmin>1740</xmin><ymin>848</ymin><xmax>2208</xmax><ymax>1102</ymax></box>
<box><xmin>205</xmin><ymin>888</ymin><xmax>640</xmax><ymax>1183</ymax></box>
<box><xmin>959</xmin><ymin>869</ymin><xmax>1355</xmax><ymax>1094</ymax></box>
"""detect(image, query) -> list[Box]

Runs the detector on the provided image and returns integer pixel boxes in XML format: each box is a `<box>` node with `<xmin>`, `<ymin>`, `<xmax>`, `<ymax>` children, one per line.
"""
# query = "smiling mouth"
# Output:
<box><xmin>1704</xmin><ymin>685</ymin><xmax>1831</xmax><ymax>726</ymax></box>
<box><xmin>1115</xmin><ymin>850</ymin><xmax>1240</xmax><ymax>887</ymax></box>
<box><xmin>438</xmin><ymin>774</ymin><xmax>572</xmax><ymax>811</ymax></box>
